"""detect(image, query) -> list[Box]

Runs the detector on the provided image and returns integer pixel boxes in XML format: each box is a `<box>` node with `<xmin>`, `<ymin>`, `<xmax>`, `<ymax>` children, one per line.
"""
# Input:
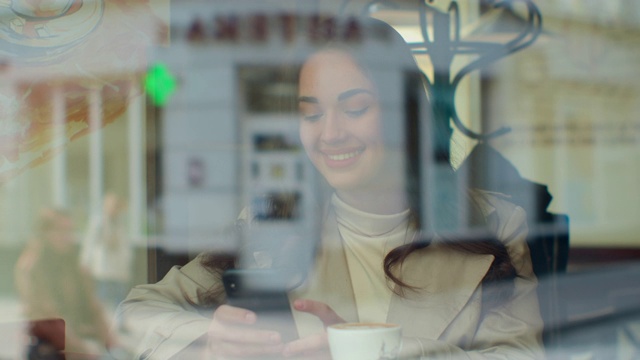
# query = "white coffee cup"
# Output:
<box><xmin>327</xmin><ymin>322</ymin><xmax>402</xmax><ymax>360</ymax></box>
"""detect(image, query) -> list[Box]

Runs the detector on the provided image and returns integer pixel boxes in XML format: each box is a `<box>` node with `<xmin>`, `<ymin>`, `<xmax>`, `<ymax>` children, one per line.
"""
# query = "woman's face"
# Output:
<box><xmin>46</xmin><ymin>214</ymin><xmax>75</xmax><ymax>252</ymax></box>
<box><xmin>298</xmin><ymin>50</ymin><xmax>386</xmax><ymax>191</ymax></box>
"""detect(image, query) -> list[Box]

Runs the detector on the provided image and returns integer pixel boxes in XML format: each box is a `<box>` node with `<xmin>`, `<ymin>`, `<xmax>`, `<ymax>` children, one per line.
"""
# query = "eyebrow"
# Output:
<box><xmin>297</xmin><ymin>96</ymin><xmax>318</xmax><ymax>104</ymax></box>
<box><xmin>337</xmin><ymin>88</ymin><xmax>374</xmax><ymax>102</ymax></box>
<box><xmin>297</xmin><ymin>88</ymin><xmax>374</xmax><ymax>104</ymax></box>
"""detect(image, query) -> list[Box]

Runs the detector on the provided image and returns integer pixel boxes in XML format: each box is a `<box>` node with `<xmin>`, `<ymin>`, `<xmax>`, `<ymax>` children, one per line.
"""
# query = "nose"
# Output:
<box><xmin>320</xmin><ymin>110</ymin><xmax>346</xmax><ymax>144</ymax></box>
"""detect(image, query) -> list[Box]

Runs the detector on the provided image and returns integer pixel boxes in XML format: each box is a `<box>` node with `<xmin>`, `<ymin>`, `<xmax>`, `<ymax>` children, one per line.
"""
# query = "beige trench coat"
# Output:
<box><xmin>116</xmin><ymin>193</ymin><xmax>544</xmax><ymax>359</ymax></box>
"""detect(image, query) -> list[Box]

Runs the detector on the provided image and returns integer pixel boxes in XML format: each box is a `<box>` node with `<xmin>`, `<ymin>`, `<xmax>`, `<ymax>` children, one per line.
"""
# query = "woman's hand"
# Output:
<box><xmin>282</xmin><ymin>299</ymin><xmax>345</xmax><ymax>359</ymax></box>
<box><xmin>204</xmin><ymin>304</ymin><xmax>285</xmax><ymax>358</ymax></box>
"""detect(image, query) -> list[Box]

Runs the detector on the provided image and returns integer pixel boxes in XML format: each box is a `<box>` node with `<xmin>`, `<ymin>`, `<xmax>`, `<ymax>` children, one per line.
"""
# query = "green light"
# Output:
<box><xmin>145</xmin><ymin>62</ymin><xmax>177</xmax><ymax>106</ymax></box>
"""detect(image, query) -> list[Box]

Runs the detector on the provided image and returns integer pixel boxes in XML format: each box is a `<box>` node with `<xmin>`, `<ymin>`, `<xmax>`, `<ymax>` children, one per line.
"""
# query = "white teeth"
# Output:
<box><xmin>327</xmin><ymin>150</ymin><xmax>361</xmax><ymax>161</ymax></box>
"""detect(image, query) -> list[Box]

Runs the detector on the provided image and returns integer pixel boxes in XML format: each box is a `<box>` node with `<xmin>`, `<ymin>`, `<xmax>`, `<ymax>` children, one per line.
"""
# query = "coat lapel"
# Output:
<box><xmin>387</xmin><ymin>242</ymin><xmax>494</xmax><ymax>340</ymax></box>
<box><xmin>289</xmin><ymin>208</ymin><xmax>358</xmax><ymax>337</ymax></box>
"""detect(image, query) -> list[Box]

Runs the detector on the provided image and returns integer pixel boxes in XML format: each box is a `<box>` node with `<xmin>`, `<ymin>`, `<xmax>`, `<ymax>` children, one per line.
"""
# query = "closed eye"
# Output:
<box><xmin>301</xmin><ymin>112</ymin><xmax>323</xmax><ymax>122</ymax></box>
<box><xmin>298</xmin><ymin>96</ymin><xmax>323</xmax><ymax>122</ymax></box>
<box><xmin>344</xmin><ymin>106</ymin><xmax>369</xmax><ymax>118</ymax></box>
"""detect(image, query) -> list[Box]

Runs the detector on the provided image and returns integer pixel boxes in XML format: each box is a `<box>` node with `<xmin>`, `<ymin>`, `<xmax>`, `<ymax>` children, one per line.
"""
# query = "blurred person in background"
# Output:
<box><xmin>15</xmin><ymin>208</ymin><xmax>114</xmax><ymax>359</ymax></box>
<box><xmin>82</xmin><ymin>192</ymin><xmax>132</xmax><ymax>313</ymax></box>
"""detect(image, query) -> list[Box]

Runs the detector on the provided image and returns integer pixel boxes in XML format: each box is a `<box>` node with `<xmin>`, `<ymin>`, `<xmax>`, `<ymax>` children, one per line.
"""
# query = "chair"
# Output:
<box><xmin>0</xmin><ymin>318</ymin><xmax>66</xmax><ymax>360</ymax></box>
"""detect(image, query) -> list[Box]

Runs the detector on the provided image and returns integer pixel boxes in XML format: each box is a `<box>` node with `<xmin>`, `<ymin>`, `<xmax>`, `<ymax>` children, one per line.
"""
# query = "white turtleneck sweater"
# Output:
<box><xmin>332</xmin><ymin>194</ymin><xmax>411</xmax><ymax>323</ymax></box>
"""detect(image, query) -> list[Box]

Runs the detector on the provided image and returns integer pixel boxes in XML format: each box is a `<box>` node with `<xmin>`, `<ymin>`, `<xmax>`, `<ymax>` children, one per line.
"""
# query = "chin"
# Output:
<box><xmin>315</xmin><ymin>159</ymin><xmax>380</xmax><ymax>192</ymax></box>
<box><xmin>325</xmin><ymin>174</ymin><xmax>368</xmax><ymax>192</ymax></box>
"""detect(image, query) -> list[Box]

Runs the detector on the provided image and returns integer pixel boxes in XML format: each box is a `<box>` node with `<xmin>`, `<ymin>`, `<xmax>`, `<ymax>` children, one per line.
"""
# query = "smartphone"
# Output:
<box><xmin>222</xmin><ymin>269</ymin><xmax>299</xmax><ymax>343</ymax></box>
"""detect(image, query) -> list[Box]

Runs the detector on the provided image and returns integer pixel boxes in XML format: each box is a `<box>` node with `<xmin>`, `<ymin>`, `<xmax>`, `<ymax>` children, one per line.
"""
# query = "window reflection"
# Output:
<box><xmin>0</xmin><ymin>1</ymin><xmax>639</xmax><ymax>359</ymax></box>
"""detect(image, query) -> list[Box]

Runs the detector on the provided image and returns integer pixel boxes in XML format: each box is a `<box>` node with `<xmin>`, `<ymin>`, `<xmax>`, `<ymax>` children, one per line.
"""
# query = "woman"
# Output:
<box><xmin>116</xmin><ymin>17</ymin><xmax>543</xmax><ymax>359</ymax></box>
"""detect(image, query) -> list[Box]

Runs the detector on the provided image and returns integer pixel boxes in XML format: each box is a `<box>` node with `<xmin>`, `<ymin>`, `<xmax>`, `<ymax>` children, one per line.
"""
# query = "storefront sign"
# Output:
<box><xmin>187</xmin><ymin>14</ymin><xmax>388</xmax><ymax>44</ymax></box>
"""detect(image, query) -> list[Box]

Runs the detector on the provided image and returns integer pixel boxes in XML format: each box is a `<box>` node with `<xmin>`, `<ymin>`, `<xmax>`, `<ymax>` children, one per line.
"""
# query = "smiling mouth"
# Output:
<box><xmin>327</xmin><ymin>150</ymin><xmax>362</xmax><ymax>161</ymax></box>
<box><xmin>326</xmin><ymin>149</ymin><xmax>363</xmax><ymax>161</ymax></box>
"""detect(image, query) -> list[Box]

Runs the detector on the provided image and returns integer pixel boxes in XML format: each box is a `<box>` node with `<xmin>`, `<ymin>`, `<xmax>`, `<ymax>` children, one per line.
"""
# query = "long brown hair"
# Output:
<box><xmin>382</xmin><ymin>190</ymin><xmax>517</xmax><ymax>309</ymax></box>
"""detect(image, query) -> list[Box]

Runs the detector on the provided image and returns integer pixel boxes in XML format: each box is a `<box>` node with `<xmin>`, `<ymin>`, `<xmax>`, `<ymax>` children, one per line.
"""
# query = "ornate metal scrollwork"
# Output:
<box><xmin>357</xmin><ymin>0</ymin><xmax>542</xmax><ymax>142</ymax></box>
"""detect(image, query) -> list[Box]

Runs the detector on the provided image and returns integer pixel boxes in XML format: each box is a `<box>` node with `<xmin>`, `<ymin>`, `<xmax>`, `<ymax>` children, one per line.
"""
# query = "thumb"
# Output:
<box><xmin>293</xmin><ymin>299</ymin><xmax>344</xmax><ymax>327</ymax></box>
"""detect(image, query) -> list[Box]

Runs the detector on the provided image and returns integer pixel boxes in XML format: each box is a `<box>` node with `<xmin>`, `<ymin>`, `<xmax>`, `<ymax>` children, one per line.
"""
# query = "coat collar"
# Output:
<box><xmin>386</xmin><ymin>242</ymin><xmax>493</xmax><ymax>339</ymax></box>
<box><xmin>389</xmin><ymin>190</ymin><xmax>500</xmax><ymax>339</ymax></box>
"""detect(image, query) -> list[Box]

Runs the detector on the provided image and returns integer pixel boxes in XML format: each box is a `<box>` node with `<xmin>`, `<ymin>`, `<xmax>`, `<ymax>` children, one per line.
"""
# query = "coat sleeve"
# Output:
<box><xmin>468</xmin><ymin>203</ymin><xmax>544</xmax><ymax>359</ymax></box>
<box><xmin>113</xmin><ymin>254</ymin><xmax>220</xmax><ymax>359</ymax></box>
<box><xmin>403</xmin><ymin>202</ymin><xmax>545</xmax><ymax>360</ymax></box>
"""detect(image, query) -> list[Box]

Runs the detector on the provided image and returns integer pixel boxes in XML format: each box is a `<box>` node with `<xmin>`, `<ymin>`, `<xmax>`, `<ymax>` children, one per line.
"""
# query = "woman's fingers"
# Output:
<box><xmin>210</xmin><ymin>305</ymin><xmax>283</xmax><ymax>345</ymax></box>
<box><xmin>209</xmin><ymin>321</ymin><xmax>282</xmax><ymax>345</ymax></box>
<box><xmin>283</xmin><ymin>299</ymin><xmax>342</xmax><ymax>359</ymax></box>
<box><xmin>208</xmin><ymin>301</ymin><xmax>340</xmax><ymax>358</ymax></box>
<box><xmin>213</xmin><ymin>304</ymin><xmax>257</xmax><ymax>324</ymax></box>
<box><xmin>283</xmin><ymin>333</ymin><xmax>330</xmax><ymax>359</ymax></box>
<box><xmin>293</xmin><ymin>299</ymin><xmax>344</xmax><ymax>327</ymax></box>
<box><xmin>206</xmin><ymin>304</ymin><xmax>286</xmax><ymax>358</ymax></box>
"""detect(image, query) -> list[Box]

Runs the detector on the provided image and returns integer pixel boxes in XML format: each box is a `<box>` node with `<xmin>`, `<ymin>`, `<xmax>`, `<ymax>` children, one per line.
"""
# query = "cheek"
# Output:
<box><xmin>360</xmin><ymin>112</ymin><xmax>385</xmax><ymax>148</ymax></box>
<box><xmin>298</xmin><ymin>123</ymin><xmax>315</xmax><ymax>156</ymax></box>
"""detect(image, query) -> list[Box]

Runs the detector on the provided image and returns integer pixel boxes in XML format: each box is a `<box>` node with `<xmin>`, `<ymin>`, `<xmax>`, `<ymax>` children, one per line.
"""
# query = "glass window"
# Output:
<box><xmin>2</xmin><ymin>1</ymin><xmax>639</xmax><ymax>359</ymax></box>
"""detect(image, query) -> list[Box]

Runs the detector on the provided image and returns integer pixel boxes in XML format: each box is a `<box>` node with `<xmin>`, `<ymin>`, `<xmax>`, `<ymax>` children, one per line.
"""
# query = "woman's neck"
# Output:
<box><xmin>336</xmin><ymin>186</ymin><xmax>408</xmax><ymax>215</ymax></box>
